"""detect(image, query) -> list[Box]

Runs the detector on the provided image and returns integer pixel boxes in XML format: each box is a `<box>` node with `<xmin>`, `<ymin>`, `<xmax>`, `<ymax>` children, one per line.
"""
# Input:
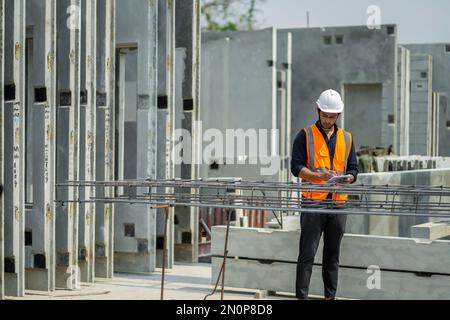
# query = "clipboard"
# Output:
<box><xmin>327</xmin><ymin>175</ymin><xmax>350</xmax><ymax>184</ymax></box>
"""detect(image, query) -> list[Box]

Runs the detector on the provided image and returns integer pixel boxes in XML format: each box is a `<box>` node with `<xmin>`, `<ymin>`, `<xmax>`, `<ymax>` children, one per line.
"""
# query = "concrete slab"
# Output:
<box><xmin>212</xmin><ymin>257</ymin><xmax>450</xmax><ymax>300</ymax></box>
<box><xmin>212</xmin><ymin>226</ymin><xmax>450</xmax><ymax>275</ymax></box>
<box><xmin>411</xmin><ymin>221</ymin><xmax>450</xmax><ymax>240</ymax></box>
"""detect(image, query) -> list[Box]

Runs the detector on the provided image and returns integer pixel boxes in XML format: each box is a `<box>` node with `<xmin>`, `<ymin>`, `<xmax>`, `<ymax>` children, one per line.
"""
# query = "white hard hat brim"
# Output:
<box><xmin>316</xmin><ymin>101</ymin><xmax>344</xmax><ymax>113</ymax></box>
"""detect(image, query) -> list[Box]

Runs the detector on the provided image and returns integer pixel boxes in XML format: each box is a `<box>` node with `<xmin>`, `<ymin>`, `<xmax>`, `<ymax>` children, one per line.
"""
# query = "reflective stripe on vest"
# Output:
<box><xmin>303</xmin><ymin>124</ymin><xmax>352</xmax><ymax>202</ymax></box>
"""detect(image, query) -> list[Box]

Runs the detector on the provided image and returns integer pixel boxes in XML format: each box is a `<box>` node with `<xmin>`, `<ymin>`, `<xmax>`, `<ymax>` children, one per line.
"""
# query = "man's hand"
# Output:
<box><xmin>337</xmin><ymin>174</ymin><xmax>355</xmax><ymax>185</ymax></box>
<box><xmin>315</xmin><ymin>170</ymin><xmax>337</xmax><ymax>181</ymax></box>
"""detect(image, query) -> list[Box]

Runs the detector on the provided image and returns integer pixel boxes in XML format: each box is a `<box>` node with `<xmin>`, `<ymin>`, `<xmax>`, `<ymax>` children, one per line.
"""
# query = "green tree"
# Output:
<box><xmin>201</xmin><ymin>0</ymin><xmax>265</xmax><ymax>32</ymax></box>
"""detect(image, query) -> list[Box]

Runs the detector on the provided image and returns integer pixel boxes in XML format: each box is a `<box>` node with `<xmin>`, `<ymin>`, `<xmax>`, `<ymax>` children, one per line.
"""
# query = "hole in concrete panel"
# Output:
<box><xmin>95</xmin><ymin>244</ymin><xmax>106</xmax><ymax>258</ymax></box>
<box><xmin>335</xmin><ymin>35</ymin><xmax>344</xmax><ymax>44</ymax></box>
<box><xmin>447</xmin><ymin>120</ymin><xmax>450</xmax><ymax>128</ymax></box>
<box><xmin>96</xmin><ymin>92</ymin><xmax>107</xmax><ymax>107</ymax></box>
<box><xmin>446</xmin><ymin>44</ymin><xmax>450</xmax><ymax>52</ymax></box>
<box><xmin>158</xmin><ymin>96</ymin><xmax>168</xmax><ymax>109</ymax></box>
<box><xmin>34</xmin><ymin>87</ymin><xmax>47</xmax><ymax>103</ymax></box>
<box><xmin>266</xmin><ymin>60</ymin><xmax>274</xmax><ymax>67</ymax></box>
<box><xmin>57</xmin><ymin>252</ymin><xmax>70</xmax><ymax>267</ymax></box>
<box><xmin>80</xmin><ymin>90</ymin><xmax>88</xmax><ymax>105</ymax></box>
<box><xmin>387</xmin><ymin>25</ymin><xmax>396</xmax><ymax>35</ymax></box>
<box><xmin>34</xmin><ymin>254</ymin><xmax>46</xmax><ymax>269</ymax></box>
<box><xmin>277</xmin><ymin>80</ymin><xmax>283</xmax><ymax>89</ymax></box>
<box><xmin>59</xmin><ymin>90</ymin><xmax>71</xmax><ymax>106</ymax></box>
<box><xmin>156</xmin><ymin>236</ymin><xmax>164</xmax><ymax>250</ymax></box>
<box><xmin>4</xmin><ymin>83</ymin><xmax>16</xmax><ymax>101</ymax></box>
<box><xmin>420</xmin><ymin>72</ymin><xmax>427</xmax><ymax>79</ymax></box>
<box><xmin>174</xmin><ymin>214</ymin><xmax>180</xmax><ymax>225</ymax></box>
<box><xmin>5</xmin><ymin>258</ymin><xmax>15</xmax><ymax>273</ymax></box>
<box><xmin>183</xmin><ymin>99</ymin><xmax>194</xmax><ymax>111</ymax></box>
<box><xmin>25</xmin><ymin>230</ymin><xmax>33</xmax><ymax>246</ymax></box>
<box><xmin>388</xmin><ymin>114</ymin><xmax>395</xmax><ymax>124</ymax></box>
<box><xmin>124</xmin><ymin>223</ymin><xmax>135</xmax><ymax>237</ymax></box>
<box><xmin>79</xmin><ymin>247</ymin><xmax>87</xmax><ymax>261</ymax></box>
<box><xmin>137</xmin><ymin>239</ymin><xmax>148</xmax><ymax>253</ymax></box>
<box><xmin>323</xmin><ymin>36</ymin><xmax>332</xmax><ymax>45</ymax></box>
<box><xmin>210</xmin><ymin>161</ymin><xmax>219</xmax><ymax>170</ymax></box>
<box><xmin>182</xmin><ymin>232</ymin><xmax>192</xmax><ymax>244</ymax></box>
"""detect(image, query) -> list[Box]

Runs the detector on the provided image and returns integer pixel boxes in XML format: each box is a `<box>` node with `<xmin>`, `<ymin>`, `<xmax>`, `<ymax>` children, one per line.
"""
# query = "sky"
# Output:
<box><xmin>257</xmin><ymin>0</ymin><xmax>450</xmax><ymax>44</ymax></box>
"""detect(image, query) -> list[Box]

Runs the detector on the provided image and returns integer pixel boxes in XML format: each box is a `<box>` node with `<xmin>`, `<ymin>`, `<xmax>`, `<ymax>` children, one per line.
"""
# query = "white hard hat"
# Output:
<box><xmin>316</xmin><ymin>89</ymin><xmax>344</xmax><ymax>113</ymax></box>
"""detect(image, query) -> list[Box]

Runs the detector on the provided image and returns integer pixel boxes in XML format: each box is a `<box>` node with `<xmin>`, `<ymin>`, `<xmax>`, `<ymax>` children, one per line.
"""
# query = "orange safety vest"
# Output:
<box><xmin>302</xmin><ymin>124</ymin><xmax>353</xmax><ymax>202</ymax></box>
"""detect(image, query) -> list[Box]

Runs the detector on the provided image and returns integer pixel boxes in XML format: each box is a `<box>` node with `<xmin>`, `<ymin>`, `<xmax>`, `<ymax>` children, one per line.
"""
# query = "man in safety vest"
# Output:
<box><xmin>291</xmin><ymin>89</ymin><xmax>359</xmax><ymax>300</ymax></box>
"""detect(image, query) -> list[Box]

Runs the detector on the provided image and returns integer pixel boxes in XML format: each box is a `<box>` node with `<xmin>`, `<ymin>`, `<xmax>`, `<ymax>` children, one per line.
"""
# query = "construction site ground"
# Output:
<box><xmin>3</xmin><ymin>263</ymin><xmax>308</xmax><ymax>301</ymax></box>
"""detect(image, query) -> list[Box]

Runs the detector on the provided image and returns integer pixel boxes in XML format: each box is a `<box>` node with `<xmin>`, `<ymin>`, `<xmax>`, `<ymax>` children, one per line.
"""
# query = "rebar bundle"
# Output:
<box><xmin>57</xmin><ymin>179</ymin><xmax>450</xmax><ymax>218</ymax></box>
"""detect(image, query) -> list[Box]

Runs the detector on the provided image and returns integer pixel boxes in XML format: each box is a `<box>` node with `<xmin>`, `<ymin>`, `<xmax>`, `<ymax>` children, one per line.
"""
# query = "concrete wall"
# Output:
<box><xmin>200</xmin><ymin>28</ymin><xmax>279</xmax><ymax>181</ymax></box>
<box><xmin>113</xmin><ymin>0</ymin><xmax>158</xmax><ymax>274</ymax></box>
<box><xmin>403</xmin><ymin>44</ymin><xmax>450</xmax><ymax>157</ymax></box>
<box><xmin>278</xmin><ymin>25</ymin><xmax>398</xmax><ymax>150</ymax></box>
<box><xmin>396</xmin><ymin>46</ymin><xmax>410</xmax><ymax>155</ymax></box>
<box><xmin>408</xmin><ymin>54</ymin><xmax>433</xmax><ymax>155</ymax></box>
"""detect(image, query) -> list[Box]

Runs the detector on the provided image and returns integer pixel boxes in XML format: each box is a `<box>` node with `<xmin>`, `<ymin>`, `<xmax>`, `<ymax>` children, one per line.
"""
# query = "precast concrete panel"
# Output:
<box><xmin>0</xmin><ymin>0</ymin><xmax>4</xmax><ymax>300</ymax></box>
<box><xmin>200</xmin><ymin>28</ymin><xmax>278</xmax><ymax>182</ymax></box>
<box><xmin>3</xmin><ymin>0</ymin><xmax>26</xmax><ymax>297</ymax></box>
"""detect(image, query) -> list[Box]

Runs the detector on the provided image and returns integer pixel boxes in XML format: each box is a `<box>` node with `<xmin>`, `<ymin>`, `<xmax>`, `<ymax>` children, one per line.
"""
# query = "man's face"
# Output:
<box><xmin>319</xmin><ymin>111</ymin><xmax>339</xmax><ymax>130</ymax></box>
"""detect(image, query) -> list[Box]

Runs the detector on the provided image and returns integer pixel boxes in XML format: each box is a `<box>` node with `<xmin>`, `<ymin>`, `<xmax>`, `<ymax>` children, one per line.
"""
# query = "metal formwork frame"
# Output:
<box><xmin>44</xmin><ymin>0</ymin><xmax>57</xmax><ymax>291</ymax></box>
<box><xmin>83</xmin><ymin>0</ymin><xmax>96</xmax><ymax>283</ymax></box>
<box><xmin>0</xmin><ymin>0</ymin><xmax>4</xmax><ymax>301</ymax></box>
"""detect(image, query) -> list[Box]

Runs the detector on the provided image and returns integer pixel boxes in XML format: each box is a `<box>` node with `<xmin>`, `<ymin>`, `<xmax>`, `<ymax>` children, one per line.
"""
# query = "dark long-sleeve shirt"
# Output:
<box><xmin>291</xmin><ymin>121</ymin><xmax>359</xmax><ymax>182</ymax></box>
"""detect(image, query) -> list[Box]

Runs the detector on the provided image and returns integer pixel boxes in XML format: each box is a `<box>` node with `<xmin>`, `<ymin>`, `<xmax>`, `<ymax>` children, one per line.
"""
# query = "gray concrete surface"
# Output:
<box><xmin>6</xmin><ymin>264</ymin><xmax>296</xmax><ymax>300</ymax></box>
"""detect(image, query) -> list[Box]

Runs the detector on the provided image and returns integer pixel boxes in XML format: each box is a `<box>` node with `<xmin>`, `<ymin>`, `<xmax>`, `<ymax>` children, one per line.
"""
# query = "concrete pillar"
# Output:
<box><xmin>397</xmin><ymin>46</ymin><xmax>410</xmax><ymax>156</ymax></box>
<box><xmin>146</xmin><ymin>0</ymin><xmax>158</xmax><ymax>272</ymax></box>
<box><xmin>163</xmin><ymin>0</ymin><xmax>175</xmax><ymax>269</ymax></box>
<box><xmin>20</xmin><ymin>0</ymin><xmax>54</xmax><ymax>293</ymax></box>
<box><xmin>174</xmin><ymin>0</ymin><xmax>201</xmax><ymax>263</ymax></box>
<box><xmin>3</xmin><ymin>0</ymin><xmax>26</xmax><ymax>297</ymax></box>
<box><xmin>81</xmin><ymin>0</ymin><xmax>96</xmax><ymax>283</ymax></box>
<box><xmin>277</xmin><ymin>32</ymin><xmax>292</xmax><ymax>183</ymax></box>
<box><xmin>0</xmin><ymin>0</ymin><xmax>4</xmax><ymax>301</ymax></box>
<box><xmin>44</xmin><ymin>0</ymin><xmax>57</xmax><ymax>292</ymax></box>
<box><xmin>409</xmin><ymin>54</ymin><xmax>433</xmax><ymax>156</ymax></box>
<box><xmin>95</xmin><ymin>0</ymin><xmax>115</xmax><ymax>279</ymax></box>
<box><xmin>55</xmin><ymin>0</ymin><xmax>81</xmax><ymax>289</ymax></box>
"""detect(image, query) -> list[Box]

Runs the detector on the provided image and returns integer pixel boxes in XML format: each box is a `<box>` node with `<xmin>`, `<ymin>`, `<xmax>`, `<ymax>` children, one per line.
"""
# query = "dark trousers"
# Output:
<box><xmin>295</xmin><ymin>210</ymin><xmax>347</xmax><ymax>299</ymax></box>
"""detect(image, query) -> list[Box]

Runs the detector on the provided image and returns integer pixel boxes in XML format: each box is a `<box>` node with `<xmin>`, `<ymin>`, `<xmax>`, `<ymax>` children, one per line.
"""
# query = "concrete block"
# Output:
<box><xmin>411</xmin><ymin>221</ymin><xmax>450</xmax><ymax>240</ymax></box>
<box><xmin>212</xmin><ymin>226</ymin><xmax>450</xmax><ymax>275</ymax></box>
<box><xmin>212</xmin><ymin>257</ymin><xmax>450</xmax><ymax>300</ymax></box>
